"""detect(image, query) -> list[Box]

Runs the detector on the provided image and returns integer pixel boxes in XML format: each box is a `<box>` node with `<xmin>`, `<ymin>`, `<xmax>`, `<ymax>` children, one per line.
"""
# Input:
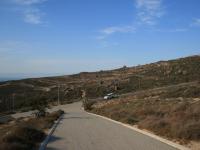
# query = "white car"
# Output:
<box><xmin>103</xmin><ymin>95</ymin><xmax>110</xmax><ymax>100</ymax></box>
<box><xmin>104</xmin><ymin>93</ymin><xmax>118</xmax><ymax>100</ymax></box>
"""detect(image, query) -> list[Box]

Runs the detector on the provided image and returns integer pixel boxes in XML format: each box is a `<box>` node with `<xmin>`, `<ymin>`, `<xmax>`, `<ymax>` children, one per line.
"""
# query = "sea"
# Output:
<box><xmin>0</xmin><ymin>77</ymin><xmax>19</xmax><ymax>82</ymax></box>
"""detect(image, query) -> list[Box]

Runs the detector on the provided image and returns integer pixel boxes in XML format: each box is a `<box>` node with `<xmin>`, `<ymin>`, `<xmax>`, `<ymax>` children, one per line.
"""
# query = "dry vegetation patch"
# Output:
<box><xmin>91</xmin><ymin>82</ymin><xmax>200</xmax><ymax>145</ymax></box>
<box><xmin>0</xmin><ymin>110</ymin><xmax>64</xmax><ymax>150</ymax></box>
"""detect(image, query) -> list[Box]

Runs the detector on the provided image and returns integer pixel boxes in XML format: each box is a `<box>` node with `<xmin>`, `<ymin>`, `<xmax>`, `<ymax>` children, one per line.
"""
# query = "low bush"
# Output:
<box><xmin>0</xmin><ymin>125</ymin><xmax>45</xmax><ymax>150</ymax></box>
<box><xmin>24</xmin><ymin>109</ymin><xmax>64</xmax><ymax>130</ymax></box>
<box><xmin>0</xmin><ymin>142</ymin><xmax>31</xmax><ymax>150</ymax></box>
<box><xmin>0</xmin><ymin>110</ymin><xmax>64</xmax><ymax>150</ymax></box>
<box><xmin>125</xmin><ymin>115</ymin><xmax>139</xmax><ymax>124</ymax></box>
<box><xmin>176</xmin><ymin>121</ymin><xmax>200</xmax><ymax>140</ymax></box>
<box><xmin>83</xmin><ymin>99</ymin><xmax>95</xmax><ymax>111</ymax></box>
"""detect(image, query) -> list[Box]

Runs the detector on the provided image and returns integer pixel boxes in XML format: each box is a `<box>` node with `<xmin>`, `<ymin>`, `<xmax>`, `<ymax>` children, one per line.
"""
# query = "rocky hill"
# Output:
<box><xmin>0</xmin><ymin>55</ymin><xmax>200</xmax><ymax>112</ymax></box>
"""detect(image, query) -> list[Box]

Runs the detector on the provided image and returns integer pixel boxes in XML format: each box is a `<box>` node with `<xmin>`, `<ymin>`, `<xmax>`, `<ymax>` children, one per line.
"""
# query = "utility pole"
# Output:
<box><xmin>58</xmin><ymin>84</ymin><xmax>60</xmax><ymax>105</ymax></box>
<box><xmin>12</xmin><ymin>93</ymin><xmax>15</xmax><ymax>112</ymax></box>
<box><xmin>135</xmin><ymin>75</ymin><xmax>142</xmax><ymax>90</ymax></box>
<box><xmin>138</xmin><ymin>77</ymin><xmax>141</xmax><ymax>89</ymax></box>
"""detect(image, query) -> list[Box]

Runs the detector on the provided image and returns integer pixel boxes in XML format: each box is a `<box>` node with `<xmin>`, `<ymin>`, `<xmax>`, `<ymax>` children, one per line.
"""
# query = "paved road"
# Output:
<box><xmin>46</xmin><ymin>102</ymin><xmax>178</xmax><ymax>150</ymax></box>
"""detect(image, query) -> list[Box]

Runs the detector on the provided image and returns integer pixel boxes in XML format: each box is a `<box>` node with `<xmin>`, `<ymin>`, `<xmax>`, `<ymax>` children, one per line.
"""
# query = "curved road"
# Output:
<box><xmin>46</xmin><ymin>102</ymin><xmax>178</xmax><ymax>150</ymax></box>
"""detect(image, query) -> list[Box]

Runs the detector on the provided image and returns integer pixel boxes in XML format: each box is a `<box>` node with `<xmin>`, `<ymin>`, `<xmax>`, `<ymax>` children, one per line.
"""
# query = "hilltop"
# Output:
<box><xmin>0</xmin><ymin>55</ymin><xmax>200</xmax><ymax>112</ymax></box>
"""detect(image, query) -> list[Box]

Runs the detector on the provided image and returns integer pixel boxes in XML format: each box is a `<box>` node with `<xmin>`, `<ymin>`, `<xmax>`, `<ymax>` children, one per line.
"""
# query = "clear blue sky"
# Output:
<box><xmin>0</xmin><ymin>0</ymin><xmax>200</xmax><ymax>78</ymax></box>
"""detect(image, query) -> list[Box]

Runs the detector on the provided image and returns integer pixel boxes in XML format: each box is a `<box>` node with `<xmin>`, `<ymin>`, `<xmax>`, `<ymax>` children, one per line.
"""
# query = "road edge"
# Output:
<box><xmin>86</xmin><ymin>111</ymin><xmax>190</xmax><ymax>150</ymax></box>
<box><xmin>39</xmin><ymin>114</ymin><xmax>64</xmax><ymax>150</ymax></box>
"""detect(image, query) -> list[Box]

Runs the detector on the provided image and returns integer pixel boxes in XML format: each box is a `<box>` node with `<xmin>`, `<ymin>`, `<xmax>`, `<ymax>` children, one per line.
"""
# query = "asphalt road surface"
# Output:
<box><xmin>46</xmin><ymin>102</ymin><xmax>178</xmax><ymax>150</ymax></box>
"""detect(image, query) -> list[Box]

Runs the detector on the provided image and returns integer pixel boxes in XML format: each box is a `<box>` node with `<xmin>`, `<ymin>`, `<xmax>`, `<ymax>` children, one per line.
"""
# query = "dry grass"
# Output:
<box><xmin>0</xmin><ymin>126</ymin><xmax>45</xmax><ymax>150</ymax></box>
<box><xmin>138</xmin><ymin>101</ymin><xmax>200</xmax><ymax>140</ymax></box>
<box><xmin>91</xmin><ymin>82</ymin><xmax>200</xmax><ymax>142</ymax></box>
<box><xmin>0</xmin><ymin>110</ymin><xmax>64</xmax><ymax>150</ymax></box>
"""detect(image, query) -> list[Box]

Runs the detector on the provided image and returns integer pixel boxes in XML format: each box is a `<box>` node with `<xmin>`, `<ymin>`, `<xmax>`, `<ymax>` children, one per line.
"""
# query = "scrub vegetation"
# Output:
<box><xmin>0</xmin><ymin>55</ymin><xmax>200</xmax><ymax>113</ymax></box>
<box><xmin>91</xmin><ymin>81</ymin><xmax>200</xmax><ymax>143</ymax></box>
<box><xmin>0</xmin><ymin>110</ymin><xmax>64</xmax><ymax>150</ymax></box>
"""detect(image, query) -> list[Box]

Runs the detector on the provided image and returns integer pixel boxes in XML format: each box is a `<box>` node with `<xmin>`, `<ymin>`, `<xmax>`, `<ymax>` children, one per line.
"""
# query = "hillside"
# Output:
<box><xmin>0</xmin><ymin>55</ymin><xmax>200</xmax><ymax>112</ymax></box>
<box><xmin>91</xmin><ymin>81</ymin><xmax>200</xmax><ymax>147</ymax></box>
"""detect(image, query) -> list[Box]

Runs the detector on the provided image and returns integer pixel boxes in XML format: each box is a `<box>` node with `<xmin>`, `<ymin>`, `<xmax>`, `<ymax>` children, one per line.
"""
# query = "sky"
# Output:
<box><xmin>0</xmin><ymin>0</ymin><xmax>200</xmax><ymax>79</ymax></box>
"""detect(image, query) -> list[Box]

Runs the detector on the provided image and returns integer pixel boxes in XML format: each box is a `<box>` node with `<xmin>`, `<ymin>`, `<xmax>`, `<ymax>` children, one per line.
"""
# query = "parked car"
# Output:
<box><xmin>104</xmin><ymin>93</ymin><xmax>118</xmax><ymax>100</ymax></box>
<box><xmin>32</xmin><ymin>111</ymin><xmax>47</xmax><ymax>118</ymax></box>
